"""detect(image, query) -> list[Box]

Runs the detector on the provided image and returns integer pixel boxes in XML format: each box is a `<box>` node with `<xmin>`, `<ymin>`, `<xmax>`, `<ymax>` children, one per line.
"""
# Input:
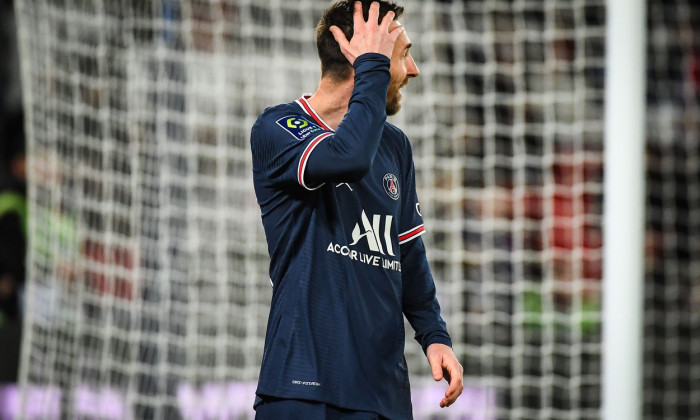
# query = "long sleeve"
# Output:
<box><xmin>304</xmin><ymin>53</ymin><xmax>391</xmax><ymax>186</ymax></box>
<box><xmin>401</xmin><ymin>236</ymin><xmax>452</xmax><ymax>353</ymax></box>
<box><xmin>396</xmin><ymin>133</ymin><xmax>451</xmax><ymax>353</ymax></box>
<box><xmin>250</xmin><ymin>53</ymin><xmax>391</xmax><ymax>191</ymax></box>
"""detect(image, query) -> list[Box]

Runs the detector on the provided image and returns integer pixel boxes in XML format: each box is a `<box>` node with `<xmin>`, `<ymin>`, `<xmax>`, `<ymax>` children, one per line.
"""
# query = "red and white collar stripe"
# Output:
<box><xmin>399</xmin><ymin>224</ymin><xmax>425</xmax><ymax>244</ymax></box>
<box><xmin>295</xmin><ymin>94</ymin><xmax>334</xmax><ymax>132</ymax></box>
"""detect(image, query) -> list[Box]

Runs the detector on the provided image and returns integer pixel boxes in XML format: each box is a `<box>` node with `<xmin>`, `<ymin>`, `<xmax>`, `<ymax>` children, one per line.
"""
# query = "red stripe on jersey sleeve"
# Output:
<box><xmin>399</xmin><ymin>225</ymin><xmax>426</xmax><ymax>244</ymax></box>
<box><xmin>297</xmin><ymin>132</ymin><xmax>333</xmax><ymax>190</ymax></box>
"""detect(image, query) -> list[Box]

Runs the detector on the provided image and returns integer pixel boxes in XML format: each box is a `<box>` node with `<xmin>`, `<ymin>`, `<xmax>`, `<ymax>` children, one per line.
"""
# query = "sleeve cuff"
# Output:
<box><xmin>422</xmin><ymin>331</ymin><xmax>453</xmax><ymax>354</ymax></box>
<box><xmin>353</xmin><ymin>53</ymin><xmax>391</xmax><ymax>74</ymax></box>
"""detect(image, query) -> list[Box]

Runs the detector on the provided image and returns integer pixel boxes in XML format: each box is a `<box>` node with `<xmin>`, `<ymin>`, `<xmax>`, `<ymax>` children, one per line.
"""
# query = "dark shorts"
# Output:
<box><xmin>254</xmin><ymin>396</ymin><xmax>388</xmax><ymax>420</ymax></box>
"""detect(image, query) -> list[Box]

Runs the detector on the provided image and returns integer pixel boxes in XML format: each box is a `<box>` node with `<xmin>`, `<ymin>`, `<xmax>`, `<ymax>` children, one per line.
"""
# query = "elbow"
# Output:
<box><xmin>305</xmin><ymin>154</ymin><xmax>372</xmax><ymax>185</ymax></box>
<box><xmin>307</xmin><ymin>155</ymin><xmax>372</xmax><ymax>184</ymax></box>
<box><xmin>329</xmin><ymin>147</ymin><xmax>373</xmax><ymax>182</ymax></box>
<box><xmin>343</xmin><ymin>156</ymin><xmax>372</xmax><ymax>182</ymax></box>
<box><xmin>307</xmin><ymin>132</ymin><xmax>379</xmax><ymax>183</ymax></box>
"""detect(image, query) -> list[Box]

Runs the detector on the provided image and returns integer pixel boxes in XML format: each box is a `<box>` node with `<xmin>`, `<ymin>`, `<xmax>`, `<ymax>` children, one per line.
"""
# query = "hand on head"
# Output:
<box><xmin>329</xmin><ymin>1</ymin><xmax>404</xmax><ymax>65</ymax></box>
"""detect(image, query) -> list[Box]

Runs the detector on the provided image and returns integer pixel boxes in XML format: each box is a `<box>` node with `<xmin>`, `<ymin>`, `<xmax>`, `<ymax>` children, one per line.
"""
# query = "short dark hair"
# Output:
<box><xmin>316</xmin><ymin>0</ymin><xmax>404</xmax><ymax>81</ymax></box>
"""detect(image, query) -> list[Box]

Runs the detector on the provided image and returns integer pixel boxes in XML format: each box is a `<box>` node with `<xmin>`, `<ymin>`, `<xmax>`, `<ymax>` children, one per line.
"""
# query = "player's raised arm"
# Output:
<box><xmin>249</xmin><ymin>2</ymin><xmax>410</xmax><ymax>191</ymax></box>
<box><xmin>301</xmin><ymin>2</ymin><xmax>405</xmax><ymax>186</ymax></box>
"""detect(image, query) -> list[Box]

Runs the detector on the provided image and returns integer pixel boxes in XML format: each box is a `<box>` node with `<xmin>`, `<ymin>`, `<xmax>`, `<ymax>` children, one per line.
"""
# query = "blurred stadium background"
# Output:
<box><xmin>0</xmin><ymin>0</ymin><xmax>698</xmax><ymax>419</ymax></box>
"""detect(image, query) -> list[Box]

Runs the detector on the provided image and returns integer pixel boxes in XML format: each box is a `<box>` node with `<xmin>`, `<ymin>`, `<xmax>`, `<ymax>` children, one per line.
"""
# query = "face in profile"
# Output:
<box><xmin>386</xmin><ymin>21</ymin><xmax>419</xmax><ymax>116</ymax></box>
<box><xmin>386</xmin><ymin>73</ymin><xmax>408</xmax><ymax>116</ymax></box>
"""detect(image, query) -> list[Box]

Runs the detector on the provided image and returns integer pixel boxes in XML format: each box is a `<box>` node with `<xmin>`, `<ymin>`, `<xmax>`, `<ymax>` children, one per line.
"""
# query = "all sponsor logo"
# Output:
<box><xmin>350</xmin><ymin>210</ymin><xmax>395</xmax><ymax>256</ymax></box>
<box><xmin>383</xmin><ymin>173</ymin><xmax>400</xmax><ymax>200</ymax></box>
<box><xmin>326</xmin><ymin>210</ymin><xmax>401</xmax><ymax>272</ymax></box>
<box><xmin>276</xmin><ymin>115</ymin><xmax>324</xmax><ymax>141</ymax></box>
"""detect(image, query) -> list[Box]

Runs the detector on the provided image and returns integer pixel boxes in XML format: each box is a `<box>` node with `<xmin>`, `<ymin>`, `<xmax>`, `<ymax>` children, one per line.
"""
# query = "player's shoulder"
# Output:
<box><xmin>382</xmin><ymin>121</ymin><xmax>412</xmax><ymax>151</ymax></box>
<box><xmin>252</xmin><ymin>102</ymin><xmax>315</xmax><ymax>140</ymax></box>
<box><xmin>251</xmin><ymin>101</ymin><xmax>330</xmax><ymax>149</ymax></box>
<box><xmin>253</xmin><ymin>102</ymin><xmax>301</xmax><ymax>130</ymax></box>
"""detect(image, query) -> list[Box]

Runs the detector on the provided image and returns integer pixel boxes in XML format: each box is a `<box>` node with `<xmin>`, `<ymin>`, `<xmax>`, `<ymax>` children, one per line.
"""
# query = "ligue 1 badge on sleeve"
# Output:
<box><xmin>276</xmin><ymin>115</ymin><xmax>323</xmax><ymax>141</ymax></box>
<box><xmin>383</xmin><ymin>173</ymin><xmax>400</xmax><ymax>200</ymax></box>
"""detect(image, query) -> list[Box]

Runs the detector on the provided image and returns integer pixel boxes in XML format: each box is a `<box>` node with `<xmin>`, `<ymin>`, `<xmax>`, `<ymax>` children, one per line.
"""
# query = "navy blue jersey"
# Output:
<box><xmin>250</xmin><ymin>54</ymin><xmax>451</xmax><ymax>420</ymax></box>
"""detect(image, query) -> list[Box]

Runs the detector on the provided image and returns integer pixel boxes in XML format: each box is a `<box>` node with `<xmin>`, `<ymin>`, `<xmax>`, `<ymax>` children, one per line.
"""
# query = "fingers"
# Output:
<box><xmin>330</xmin><ymin>24</ymin><xmax>357</xmax><ymax>64</ymax></box>
<box><xmin>358</xmin><ymin>1</ymin><xmax>395</xmax><ymax>31</ymax></box>
<box><xmin>379</xmin><ymin>10</ymin><xmax>395</xmax><ymax>32</ymax></box>
<box><xmin>329</xmin><ymin>25</ymin><xmax>349</xmax><ymax>49</ymax></box>
<box><xmin>440</xmin><ymin>360</ymin><xmax>464</xmax><ymax>408</ymax></box>
<box><xmin>353</xmin><ymin>1</ymin><xmax>364</xmax><ymax>27</ymax></box>
<box><xmin>428</xmin><ymin>353</ymin><xmax>444</xmax><ymax>382</ymax></box>
<box><xmin>427</xmin><ymin>344</ymin><xmax>464</xmax><ymax>408</ymax></box>
<box><xmin>442</xmin><ymin>376</ymin><xmax>462</xmax><ymax>406</ymax></box>
<box><xmin>367</xmin><ymin>1</ymin><xmax>380</xmax><ymax>25</ymax></box>
<box><xmin>338</xmin><ymin>1</ymin><xmax>398</xmax><ymax>61</ymax></box>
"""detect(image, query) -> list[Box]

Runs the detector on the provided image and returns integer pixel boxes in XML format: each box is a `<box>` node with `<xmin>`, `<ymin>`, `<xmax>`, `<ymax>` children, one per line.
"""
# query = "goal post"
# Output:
<box><xmin>602</xmin><ymin>0</ymin><xmax>647</xmax><ymax>419</ymax></box>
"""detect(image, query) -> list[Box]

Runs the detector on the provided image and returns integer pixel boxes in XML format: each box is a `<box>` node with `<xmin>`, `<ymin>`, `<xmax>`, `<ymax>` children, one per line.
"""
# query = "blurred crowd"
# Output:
<box><xmin>0</xmin><ymin>0</ymin><xmax>25</xmax><ymax>384</ymax></box>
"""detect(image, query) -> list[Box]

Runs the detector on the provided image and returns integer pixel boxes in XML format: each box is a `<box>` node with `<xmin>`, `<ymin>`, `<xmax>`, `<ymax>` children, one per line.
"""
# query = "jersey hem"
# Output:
<box><xmin>254</xmin><ymin>390</ymin><xmax>410</xmax><ymax>420</ymax></box>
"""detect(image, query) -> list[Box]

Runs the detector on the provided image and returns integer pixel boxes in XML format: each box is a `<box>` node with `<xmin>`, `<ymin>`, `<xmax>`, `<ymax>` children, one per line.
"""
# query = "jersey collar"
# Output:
<box><xmin>296</xmin><ymin>94</ymin><xmax>334</xmax><ymax>132</ymax></box>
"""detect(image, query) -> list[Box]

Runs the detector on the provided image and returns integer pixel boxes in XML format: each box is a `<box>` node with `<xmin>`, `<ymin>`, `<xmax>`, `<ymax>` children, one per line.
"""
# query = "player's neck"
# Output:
<box><xmin>307</xmin><ymin>76</ymin><xmax>354</xmax><ymax>131</ymax></box>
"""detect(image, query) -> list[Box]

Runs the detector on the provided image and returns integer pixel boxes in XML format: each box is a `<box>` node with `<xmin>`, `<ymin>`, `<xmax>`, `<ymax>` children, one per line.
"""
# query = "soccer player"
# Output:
<box><xmin>250</xmin><ymin>1</ymin><xmax>463</xmax><ymax>418</ymax></box>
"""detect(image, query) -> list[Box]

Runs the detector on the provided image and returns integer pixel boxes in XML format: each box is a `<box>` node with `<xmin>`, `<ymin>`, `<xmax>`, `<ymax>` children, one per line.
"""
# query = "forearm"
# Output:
<box><xmin>304</xmin><ymin>53</ymin><xmax>391</xmax><ymax>184</ymax></box>
<box><xmin>401</xmin><ymin>237</ymin><xmax>452</xmax><ymax>353</ymax></box>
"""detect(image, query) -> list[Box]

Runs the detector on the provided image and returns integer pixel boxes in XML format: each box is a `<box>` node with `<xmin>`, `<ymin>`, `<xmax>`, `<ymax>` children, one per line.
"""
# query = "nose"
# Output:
<box><xmin>407</xmin><ymin>54</ymin><xmax>420</xmax><ymax>78</ymax></box>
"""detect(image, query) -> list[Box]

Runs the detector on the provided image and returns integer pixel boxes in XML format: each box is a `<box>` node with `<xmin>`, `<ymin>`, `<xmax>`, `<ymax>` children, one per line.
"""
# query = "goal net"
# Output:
<box><xmin>643</xmin><ymin>1</ymin><xmax>700</xmax><ymax>418</ymax></box>
<box><xmin>9</xmin><ymin>0</ymin><xmax>699</xmax><ymax>419</ymax></box>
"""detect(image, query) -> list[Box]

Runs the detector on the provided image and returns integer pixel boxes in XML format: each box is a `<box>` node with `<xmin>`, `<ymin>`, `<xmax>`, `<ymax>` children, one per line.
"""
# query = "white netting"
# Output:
<box><xmin>11</xmin><ymin>0</ymin><xmax>699</xmax><ymax>419</ymax></box>
<box><xmin>643</xmin><ymin>1</ymin><xmax>700</xmax><ymax>419</ymax></box>
<box><xmin>399</xmin><ymin>2</ymin><xmax>605</xmax><ymax>419</ymax></box>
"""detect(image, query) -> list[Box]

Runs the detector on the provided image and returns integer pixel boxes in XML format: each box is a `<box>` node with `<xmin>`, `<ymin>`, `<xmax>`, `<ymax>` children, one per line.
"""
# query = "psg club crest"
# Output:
<box><xmin>383</xmin><ymin>173</ymin><xmax>400</xmax><ymax>200</ymax></box>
